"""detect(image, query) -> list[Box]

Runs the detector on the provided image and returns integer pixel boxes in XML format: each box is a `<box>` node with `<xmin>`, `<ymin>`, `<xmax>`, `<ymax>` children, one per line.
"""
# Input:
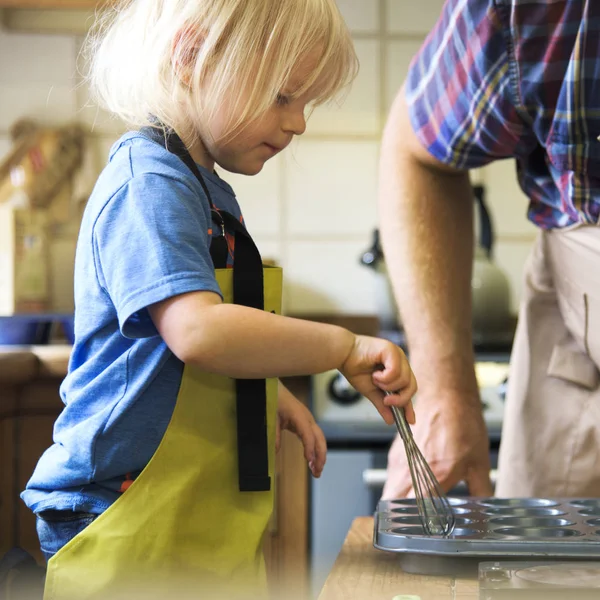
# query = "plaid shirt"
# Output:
<box><xmin>406</xmin><ymin>0</ymin><xmax>600</xmax><ymax>229</ymax></box>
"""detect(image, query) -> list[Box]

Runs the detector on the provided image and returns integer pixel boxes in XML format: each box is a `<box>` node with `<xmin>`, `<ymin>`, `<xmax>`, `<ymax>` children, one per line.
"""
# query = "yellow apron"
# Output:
<box><xmin>43</xmin><ymin>267</ymin><xmax>282</xmax><ymax>600</ymax></box>
<box><xmin>43</xmin><ymin>128</ymin><xmax>283</xmax><ymax>600</ymax></box>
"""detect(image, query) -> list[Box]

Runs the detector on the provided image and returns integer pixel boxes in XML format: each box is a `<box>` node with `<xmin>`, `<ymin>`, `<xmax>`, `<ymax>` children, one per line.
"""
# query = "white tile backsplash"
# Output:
<box><xmin>0</xmin><ymin>30</ymin><xmax>75</xmax><ymax>84</ymax></box>
<box><xmin>75</xmin><ymin>97</ymin><xmax>128</xmax><ymax>137</ymax></box>
<box><xmin>284</xmin><ymin>239</ymin><xmax>377</xmax><ymax>314</ymax></box>
<box><xmin>251</xmin><ymin>239</ymin><xmax>282</xmax><ymax>266</ymax></box>
<box><xmin>483</xmin><ymin>159</ymin><xmax>538</xmax><ymax>237</ymax></box>
<box><xmin>386</xmin><ymin>0</ymin><xmax>445</xmax><ymax>35</ymax></box>
<box><xmin>0</xmin><ymin>85</ymin><xmax>77</xmax><ymax>131</ymax></box>
<box><xmin>74</xmin><ymin>38</ymin><xmax>129</xmax><ymax>136</ymax></box>
<box><xmin>385</xmin><ymin>39</ymin><xmax>424</xmax><ymax>113</ymax></box>
<box><xmin>0</xmin><ymin>30</ymin><xmax>77</xmax><ymax>130</ymax></box>
<box><xmin>307</xmin><ymin>39</ymin><xmax>381</xmax><ymax>136</ymax></box>
<box><xmin>494</xmin><ymin>239</ymin><xmax>536</xmax><ymax>313</ymax></box>
<box><xmin>336</xmin><ymin>0</ymin><xmax>379</xmax><ymax>33</ymax></box>
<box><xmin>0</xmin><ymin>1</ymin><xmax>538</xmax><ymax>316</ymax></box>
<box><xmin>91</xmin><ymin>135</ymin><xmax>122</xmax><ymax>173</ymax></box>
<box><xmin>222</xmin><ymin>155</ymin><xmax>282</xmax><ymax>237</ymax></box>
<box><xmin>284</xmin><ymin>139</ymin><xmax>379</xmax><ymax>236</ymax></box>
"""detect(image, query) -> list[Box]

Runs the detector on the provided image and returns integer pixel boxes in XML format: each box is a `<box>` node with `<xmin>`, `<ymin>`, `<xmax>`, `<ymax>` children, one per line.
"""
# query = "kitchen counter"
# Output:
<box><xmin>0</xmin><ymin>344</ymin><xmax>72</xmax><ymax>382</ymax></box>
<box><xmin>317</xmin><ymin>517</ymin><xmax>478</xmax><ymax>600</ymax></box>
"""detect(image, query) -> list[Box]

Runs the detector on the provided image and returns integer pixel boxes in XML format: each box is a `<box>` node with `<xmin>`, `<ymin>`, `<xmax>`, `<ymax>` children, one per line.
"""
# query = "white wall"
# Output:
<box><xmin>0</xmin><ymin>0</ymin><xmax>536</xmax><ymax>316</ymax></box>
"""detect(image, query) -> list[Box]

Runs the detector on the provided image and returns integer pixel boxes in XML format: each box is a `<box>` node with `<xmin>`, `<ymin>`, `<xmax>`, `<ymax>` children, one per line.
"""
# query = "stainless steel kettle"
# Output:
<box><xmin>361</xmin><ymin>185</ymin><xmax>512</xmax><ymax>343</ymax></box>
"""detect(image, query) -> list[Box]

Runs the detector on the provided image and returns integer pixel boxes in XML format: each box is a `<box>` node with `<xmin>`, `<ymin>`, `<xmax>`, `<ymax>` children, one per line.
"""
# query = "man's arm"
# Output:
<box><xmin>379</xmin><ymin>88</ymin><xmax>493</xmax><ymax>498</ymax></box>
<box><xmin>379</xmin><ymin>87</ymin><xmax>479</xmax><ymax>404</ymax></box>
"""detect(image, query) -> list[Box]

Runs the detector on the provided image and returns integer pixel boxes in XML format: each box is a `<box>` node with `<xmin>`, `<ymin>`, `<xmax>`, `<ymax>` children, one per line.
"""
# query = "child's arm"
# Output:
<box><xmin>149</xmin><ymin>289</ymin><xmax>416</xmax><ymax>425</ymax></box>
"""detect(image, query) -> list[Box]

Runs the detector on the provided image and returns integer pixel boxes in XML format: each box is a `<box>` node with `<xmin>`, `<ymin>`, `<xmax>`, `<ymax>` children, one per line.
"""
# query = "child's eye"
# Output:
<box><xmin>276</xmin><ymin>93</ymin><xmax>290</xmax><ymax>106</ymax></box>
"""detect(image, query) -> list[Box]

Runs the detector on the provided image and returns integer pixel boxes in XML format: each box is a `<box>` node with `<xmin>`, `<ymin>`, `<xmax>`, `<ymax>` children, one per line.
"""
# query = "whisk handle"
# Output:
<box><xmin>390</xmin><ymin>405</ymin><xmax>413</xmax><ymax>441</ymax></box>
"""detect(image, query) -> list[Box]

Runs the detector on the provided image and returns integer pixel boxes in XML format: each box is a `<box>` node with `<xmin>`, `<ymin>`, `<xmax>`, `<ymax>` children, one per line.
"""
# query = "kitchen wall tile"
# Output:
<box><xmin>284</xmin><ymin>139</ymin><xmax>379</xmax><ymax>236</ymax></box>
<box><xmin>74</xmin><ymin>38</ymin><xmax>129</xmax><ymax>136</ymax></box>
<box><xmin>0</xmin><ymin>30</ymin><xmax>77</xmax><ymax>131</ymax></box>
<box><xmin>494</xmin><ymin>238</ymin><xmax>536</xmax><ymax>313</ymax></box>
<box><xmin>386</xmin><ymin>0</ymin><xmax>445</xmax><ymax>35</ymax></box>
<box><xmin>307</xmin><ymin>39</ymin><xmax>380</xmax><ymax>136</ymax></box>
<box><xmin>0</xmin><ymin>85</ymin><xmax>77</xmax><ymax>132</ymax></box>
<box><xmin>336</xmin><ymin>0</ymin><xmax>379</xmax><ymax>33</ymax></box>
<box><xmin>75</xmin><ymin>97</ymin><xmax>128</xmax><ymax>137</ymax></box>
<box><xmin>0</xmin><ymin>3</ymin><xmax>543</xmax><ymax>319</ymax></box>
<box><xmin>0</xmin><ymin>30</ymin><xmax>75</xmax><ymax>84</ymax></box>
<box><xmin>483</xmin><ymin>159</ymin><xmax>538</xmax><ymax>237</ymax></box>
<box><xmin>221</xmin><ymin>155</ymin><xmax>282</xmax><ymax>237</ymax></box>
<box><xmin>385</xmin><ymin>39</ymin><xmax>424</xmax><ymax>114</ymax></box>
<box><xmin>248</xmin><ymin>238</ymin><xmax>281</xmax><ymax>267</ymax></box>
<box><xmin>283</xmin><ymin>239</ymin><xmax>377</xmax><ymax>314</ymax></box>
<box><xmin>470</xmin><ymin>168</ymin><xmax>485</xmax><ymax>186</ymax></box>
<box><xmin>89</xmin><ymin>135</ymin><xmax>122</xmax><ymax>175</ymax></box>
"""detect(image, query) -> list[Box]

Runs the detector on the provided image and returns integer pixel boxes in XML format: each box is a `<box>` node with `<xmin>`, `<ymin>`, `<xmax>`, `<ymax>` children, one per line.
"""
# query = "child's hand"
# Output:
<box><xmin>339</xmin><ymin>335</ymin><xmax>417</xmax><ymax>426</ymax></box>
<box><xmin>277</xmin><ymin>382</ymin><xmax>327</xmax><ymax>478</ymax></box>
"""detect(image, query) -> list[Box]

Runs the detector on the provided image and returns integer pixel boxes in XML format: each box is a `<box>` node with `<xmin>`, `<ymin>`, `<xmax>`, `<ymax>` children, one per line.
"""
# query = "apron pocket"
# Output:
<box><xmin>547</xmin><ymin>336</ymin><xmax>600</xmax><ymax>391</ymax></box>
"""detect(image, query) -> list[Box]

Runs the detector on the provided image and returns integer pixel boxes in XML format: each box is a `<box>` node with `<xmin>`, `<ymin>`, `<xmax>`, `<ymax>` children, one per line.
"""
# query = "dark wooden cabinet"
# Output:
<box><xmin>0</xmin><ymin>350</ymin><xmax>310</xmax><ymax>598</ymax></box>
<box><xmin>0</xmin><ymin>372</ymin><xmax>63</xmax><ymax>563</ymax></box>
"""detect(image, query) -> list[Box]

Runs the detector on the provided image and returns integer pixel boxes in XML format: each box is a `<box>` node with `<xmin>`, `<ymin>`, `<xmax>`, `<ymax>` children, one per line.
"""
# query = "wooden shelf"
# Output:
<box><xmin>0</xmin><ymin>1</ymin><xmax>99</xmax><ymax>7</ymax></box>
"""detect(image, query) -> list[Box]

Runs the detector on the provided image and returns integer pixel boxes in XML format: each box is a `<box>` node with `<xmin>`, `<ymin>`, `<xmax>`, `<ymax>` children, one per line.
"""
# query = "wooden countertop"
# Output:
<box><xmin>317</xmin><ymin>517</ymin><xmax>478</xmax><ymax>600</ymax></box>
<box><xmin>0</xmin><ymin>344</ymin><xmax>72</xmax><ymax>382</ymax></box>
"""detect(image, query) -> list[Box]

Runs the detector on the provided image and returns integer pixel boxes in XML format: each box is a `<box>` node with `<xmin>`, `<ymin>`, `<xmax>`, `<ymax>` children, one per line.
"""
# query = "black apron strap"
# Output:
<box><xmin>139</xmin><ymin>126</ymin><xmax>270</xmax><ymax>493</ymax></box>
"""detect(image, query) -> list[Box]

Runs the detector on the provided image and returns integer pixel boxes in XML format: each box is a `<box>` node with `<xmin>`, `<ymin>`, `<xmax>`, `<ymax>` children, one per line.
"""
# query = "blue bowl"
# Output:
<box><xmin>0</xmin><ymin>316</ymin><xmax>52</xmax><ymax>345</ymax></box>
<box><xmin>61</xmin><ymin>316</ymin><xmax>75</xmax><ymax>343</ymax></box>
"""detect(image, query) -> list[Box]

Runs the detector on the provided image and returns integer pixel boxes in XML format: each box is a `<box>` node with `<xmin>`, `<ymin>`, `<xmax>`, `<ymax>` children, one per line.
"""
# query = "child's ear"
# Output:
<box><xmin>172</xmin><ymin>27</ymin><xmax>205</xmax><ymax>87</ymax></box>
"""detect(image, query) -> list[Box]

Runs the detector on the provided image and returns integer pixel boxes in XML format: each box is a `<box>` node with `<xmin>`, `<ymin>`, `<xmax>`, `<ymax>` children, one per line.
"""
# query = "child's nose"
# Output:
<box><xmin>282</xmin><ymin>108</ymin><xmax>306</xmax><ymax>136</ymax></box>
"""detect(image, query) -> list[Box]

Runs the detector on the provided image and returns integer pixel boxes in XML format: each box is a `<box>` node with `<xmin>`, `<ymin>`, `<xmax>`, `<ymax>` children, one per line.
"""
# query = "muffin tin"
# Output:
<box><xmin>374</xmin><ymin>498</ymin><xmax>600</xmax><ymax>575</ymax></box>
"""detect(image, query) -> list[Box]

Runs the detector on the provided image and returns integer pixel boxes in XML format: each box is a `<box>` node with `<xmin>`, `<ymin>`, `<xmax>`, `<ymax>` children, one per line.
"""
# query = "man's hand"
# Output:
<box><xmin>382</xmin><ymin>391</ymin><xmax>493</xmax><ymax>499</ymax></box>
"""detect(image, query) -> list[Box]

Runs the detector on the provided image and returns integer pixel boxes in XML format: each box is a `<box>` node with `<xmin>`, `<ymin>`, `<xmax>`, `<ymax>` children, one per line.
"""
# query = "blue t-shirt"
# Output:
<box><xmin>22</xmin><ymin>132</ymin><xmax>244</xmax><ymax>514</ymax></box>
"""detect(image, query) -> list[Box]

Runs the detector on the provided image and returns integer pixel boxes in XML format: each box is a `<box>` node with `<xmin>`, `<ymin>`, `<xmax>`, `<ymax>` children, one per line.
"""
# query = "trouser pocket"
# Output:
<box><xmin>36</xmin><ymin>510</ymin><xmax>98</xmax><ymax>563</ymax></box>
<box><xmin>547</xmin><ymin>333</ymin><xmax>600</xmax><ymax>391</ymax></box>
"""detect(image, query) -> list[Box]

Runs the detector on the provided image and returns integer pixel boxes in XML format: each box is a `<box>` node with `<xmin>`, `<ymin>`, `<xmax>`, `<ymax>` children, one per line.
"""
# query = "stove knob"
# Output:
<box><xmin>328</xmin><ymin>373</ymin><xmax>362</xmax><ymax>405</ymax></box>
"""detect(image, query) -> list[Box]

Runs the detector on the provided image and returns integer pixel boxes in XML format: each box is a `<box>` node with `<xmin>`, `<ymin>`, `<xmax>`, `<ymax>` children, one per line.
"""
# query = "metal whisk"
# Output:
<box><xmin>389</xmin><ymin>402</ymin><xmax>456</xmax><ymax>537</ymax></box>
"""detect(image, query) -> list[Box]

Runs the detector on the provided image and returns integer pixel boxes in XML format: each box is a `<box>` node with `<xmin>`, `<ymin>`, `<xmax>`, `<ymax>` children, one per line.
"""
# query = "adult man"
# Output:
<box><xmin>380</xmin><ymin>0</ymin><xmax>600</xmax><ymax>499</ymax></box>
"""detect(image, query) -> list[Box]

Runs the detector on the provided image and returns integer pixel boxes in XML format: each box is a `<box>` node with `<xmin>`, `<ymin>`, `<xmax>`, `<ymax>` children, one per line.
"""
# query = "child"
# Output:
<box><xmin>21</xmin><ymin>1</ymin><xmax>417</xmax><ymax>598</ymax></box>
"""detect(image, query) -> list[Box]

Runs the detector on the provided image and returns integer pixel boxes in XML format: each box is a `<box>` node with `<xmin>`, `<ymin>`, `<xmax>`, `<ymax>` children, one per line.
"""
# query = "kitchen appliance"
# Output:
<box><xmin>374</xmin><ymin>497</ymin><xmax>600</xmax><ymax>577</ymax></box>
<box><xmin>308</xmin><ymin>354</ymin><xmax>509</xmax><ymax>597</ymax></box>
<box><xmin>360</xmin><ymin>185</ymin><xmax>512</xmax><ymax>342</ymax></box>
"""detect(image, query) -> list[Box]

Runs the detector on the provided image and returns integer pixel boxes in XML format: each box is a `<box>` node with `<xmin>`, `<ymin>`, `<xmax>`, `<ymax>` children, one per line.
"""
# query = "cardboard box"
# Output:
<box><xmin>48</xmin><ymin>220</ymin><xmax>78</xmax><ymax>314</ymax></box>
<box><xmin>0</xmin><ymin>206</ymin><xmax>50</xmax><ymax>315</ymax></box>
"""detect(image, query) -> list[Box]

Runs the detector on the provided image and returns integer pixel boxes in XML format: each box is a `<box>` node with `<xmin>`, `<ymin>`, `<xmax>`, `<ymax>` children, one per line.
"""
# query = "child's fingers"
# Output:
<box><xmin>310</xmin><ymin>423</ymin><xmax>327</xmax><ymax>478</ymax></box>
<box><xmin>373</xmin><ymin>371</ymin><xmax>416</xmax><ymax>425</ymax></box>
<box><xmin>382</xmin><ymin>372</ymin><xmax>418</xmax><ymax>424</ymax></box>
<box><xmin>362</xmin><ymin>391</ymin><xmax>395</xmax><ymax>425</ymax></box>
<box><xmin>294</xmin><ymin>417</ymin><xmax>317</xmax><ymax>466</ymax></box>
<box><xmin>373</xmin><ymin>364</ymin><xmax>414</xmax><ymax>396</ymax></box>
<box><xmin>275</xmin><ymin>418</ymin><xmax>281</xmax><ymax>453</ymax></box>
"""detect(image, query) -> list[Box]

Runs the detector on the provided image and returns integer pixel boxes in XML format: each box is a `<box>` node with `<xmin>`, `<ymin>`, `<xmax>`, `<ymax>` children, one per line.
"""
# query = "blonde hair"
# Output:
<box><xmin>85</xmin><ymin>0</ymin><xmax>358</xmax><ymax>142</ymax></box>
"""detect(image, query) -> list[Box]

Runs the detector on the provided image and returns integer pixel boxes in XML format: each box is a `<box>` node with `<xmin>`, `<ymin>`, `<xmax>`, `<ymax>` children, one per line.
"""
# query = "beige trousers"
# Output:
<box><xmin>496</xmin><ymin>226</ymin><xmax>600</xmax><ymax>497</ymax></box>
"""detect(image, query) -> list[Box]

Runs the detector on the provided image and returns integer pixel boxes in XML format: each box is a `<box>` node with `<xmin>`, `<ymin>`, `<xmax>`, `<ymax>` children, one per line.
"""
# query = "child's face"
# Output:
<box><xmin>192</xmin><ymin>51</ymin><xmax>321</xmax><ymax>175</ymax></box>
